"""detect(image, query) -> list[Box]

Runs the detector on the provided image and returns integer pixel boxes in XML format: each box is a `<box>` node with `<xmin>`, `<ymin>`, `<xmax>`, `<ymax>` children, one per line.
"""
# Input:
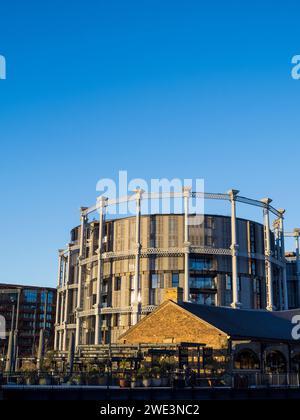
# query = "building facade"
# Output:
<box><xmin>55</xmin><ymin>189</ymin><xmax>294</xmax><ymax>351</ymax></box>
<box><xmin>0</xmin><ymin>284</ymin><xmax>56</xmax><ymax>358</ymax></box>
<box><xmin>284</xmin><ymin>228</ymin><xmax>300</xmax><ymax>309</ymax></box>
<box><xmin>118</xmin><ymin>299</ymin><xmax>300</xmax><ymax>376</ymax></box>
<box><xmin>286</xmin><ymin>253</ymin><xmax>300</xmax><ymax>309</ymax></box>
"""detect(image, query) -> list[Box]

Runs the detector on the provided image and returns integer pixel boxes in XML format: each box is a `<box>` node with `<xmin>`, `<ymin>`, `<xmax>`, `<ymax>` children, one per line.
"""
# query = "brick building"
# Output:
<box><xmin>0</xmin><ymin>284</ymin><xmax>56</xmax><ymax>359</ymax></box>
<box><xmin>118</xmin><ymin>299</ymin><xmax>300</xmax><ymax>375</ymax></box>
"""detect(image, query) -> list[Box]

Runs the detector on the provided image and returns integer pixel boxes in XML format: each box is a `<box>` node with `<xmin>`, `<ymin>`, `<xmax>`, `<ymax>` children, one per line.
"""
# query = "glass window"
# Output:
<box><xmin>129</xmin><ymin>276</ymin><xmax>134</xmax><ymax>290</ymax></box>
<box><xmin>114</xmin><ymin>313</ymin><xmax>121</xmax><ymax>327</ymax></box>
<box><xmin>172</xmin><ymin>273</ymin><xmax>179</xmax><ymax>288</ymax></box>
<box><xmin>115</xmin><ymin>277</ymin><xmax>121</xmax><ymax>291</ymax></box>
<box><xmin>190</xmin><ymin>277</ymin><xmax>216</xmax><ymax>289</ymax></box>
<box><xmin>129</xmin><ymin>276</ymin><xmax>135</xmax><ymax>305</ymax></box>
<box><xmin>190</xmin><ymin>292</ymin><xmax>216</xmax><ymax>306</ymax></box>
<box><xmin>226</xmin><ymin>275</ymin><xmax>232</xmax><ymax>290</ymax></box>
<box><xmin>190</xmin><ymin>258</ymin><xmax>212</xmax><ymax>271</ymax></box>
<box><xmin>24</xmin><ymin>290</ymin><xmax>37</xmax><ymax>303</ymax></box>
<box><xmin>151</xmin><ymin>274</ymin><xmax>161</xmax><ymax>289</ymax></box>
<box><xmin>149</xmin><ymin>289</ymin><xmax>156</xmax><ymax>305</ymax></box>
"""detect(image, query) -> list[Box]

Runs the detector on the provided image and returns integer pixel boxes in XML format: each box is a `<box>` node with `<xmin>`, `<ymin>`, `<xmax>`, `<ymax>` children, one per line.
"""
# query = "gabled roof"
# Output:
<box><xmin>178</xmin><ymin>301</ymin><xmax>300</xmax><ymax>342</ymax></box>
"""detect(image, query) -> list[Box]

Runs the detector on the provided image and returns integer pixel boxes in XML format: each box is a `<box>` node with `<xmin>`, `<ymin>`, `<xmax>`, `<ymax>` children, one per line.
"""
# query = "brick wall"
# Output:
<box><xmin>118</xmin><ymin>301</ymin><xmax>228</xmax><ymax>349</ymax></box>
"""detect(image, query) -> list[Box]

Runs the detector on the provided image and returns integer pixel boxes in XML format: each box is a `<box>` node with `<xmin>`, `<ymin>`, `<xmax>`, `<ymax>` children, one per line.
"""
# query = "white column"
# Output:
<box><xmin>132</xmin><ymin>189</ymin><xmax>144</xmax><ymax>325</ymax></box>
<box><xmin>63</xmin><ymin>246</ymin><xmax>71</xmax><ymax>351</ymax></box>
<box><xmin>95</xmin><ymin>196</ymin><xmax>107</xmax><ymax>345</ymax></box>
<box><xmin>229</xmin><ymin>189</ymin><xmax>241</xmax><ymax>308</ymax></box>
<box><xmin>60</xmin><ymin>257</ymin><xmax>66</xmax><ymax>345</ymax></box>
<box><xmin>273</xmin><ymin>220</ymin><xmax>283</xmax><ymax>309</ymax></box>
<box><xmin>183</xmin><ymin>187</ymin><xmax>191</xmax><ymax>302</ymax></box>
<box><xmin>59</xmin><ymin>257</ymin><xmax>66</xmax><ymax>329</ymax></box>
<box><xmin>294</xmin><ymin>229</ymin><xmax>300</xmax><ymax>308</ymax></box>
<box><xmin>261</xmin><ymin>198</ymin><xmax>275</xmax><ymax>311</ymax></box>
<box><xmin>277</xmin><ymin>210</ymin><xmax>288</xmax><ymax>310</ymax></box>
<box><xmin>75</xmin><ymin>208</ymin><xmax>87</xmax><ymax>349</ymax></box>
<box><xmin>54</xmin><ymin>251</ymin><xmax>63</xmax><ymax>351</ymax></box>
<box><xmin>59</xmin><ymin>290</ymin><xmax>65</xmax><ymax>326</ymax></box>
<box><xmin>58</xmin><ymin>331</ymin><xmax>63</xmax><ymax>351</ymax></box>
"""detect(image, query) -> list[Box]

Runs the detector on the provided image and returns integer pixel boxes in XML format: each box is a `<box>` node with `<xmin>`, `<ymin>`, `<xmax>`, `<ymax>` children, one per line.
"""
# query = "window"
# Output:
<box><xmin>85</xmin><ymin>247</ymin><xmax>90</xmax><ymax>258</ymax></box>
<box><xmin>249</xmin><ymin>223</ymin><xmax>256</xmax><ymax>253</ymax></box>
<box><xmin>114</xmin><ymin>313</ymin><xmax>121</xmax><ymax>327</ymax></box>
<box><xmin>102</xmin><ymin>296</ymin><xmax>108</xmax><ymax>308</ymax></box>
<box><xmin>238</xmin><ymin>276</ymin><xmax>242</xmax><ymax>292</ymax></box>
<box><xmin>102</xmin><ymin>280</ymin><xmax>109</xmax><ymax>294</ymax></box>
<box><xmin>190</xmin><ymin>258</ymin><xmax>212</xmax><ymax>271</ymax></box>
<box><xmin>265</xmin><ymin>351</ymin><xmax>287</xmax><ymax>374</ymax></box>
<box><xmin>190</xmin><ymin>277</ymin><xmax>216</xmax><ymax>289</ymax></box>
<box><xmin>71</xmin><ymin>228</ymin><xmax>78</xmax><ymax>242</ymax></box>
<box><xmin>251</xmin><ymin>261</ymin><xmax>256</xmax><ymax>276</ymax></box>
<box><xmin>190</xmin><ymin>292</ymin><xmax>216</xmax><ymax>306</ymax></box>
<box><xmin>24</xmin><ymin>290</ymin><xmax>37</xmax><ymax>303</ymax></box>
<box><xmin>115</xmin><ymin>277</ymin><xmax>121</xmax><ymax>291</ymax></box>
<box><xmin>226</xmin><ymin>275</ymin><xmax>232</xmax><ymax>290</ymax></box>
<box><xmin>41</xmin><ymin>292</ymin><xmax>46</xmax><ymax>303</ymax></box>
<box><xmin>149</xmin><ymin>289</ymin><xmax>156</xmax><ymax>305</ymax></box>
<box><xmin>129</xmin><ymin>276</ymin><xmax>134</xmax><ymax>305</ymax></box>
<box><xmin>172</xmin><ymin>273</ymin><xmax>179</xmax><ymax>288</ymax></box>
<box><xmin>149</xmin><ymin>256</ymin><xmax>156</xmax><ymax>271</ymax></box>
<box><xmin>151</xmin><ymin>273</ymin><xmax>162</xmax><ymax>289</ymax></box>
<box><xmin>234</xmin><ymin>350</ymin><xmax>260</xmax><ymax>370</ymax></box>
<box><xmin>92</xmin><ymin>294</ymin><xmax>97</xmax><ymax>305</ymax></box>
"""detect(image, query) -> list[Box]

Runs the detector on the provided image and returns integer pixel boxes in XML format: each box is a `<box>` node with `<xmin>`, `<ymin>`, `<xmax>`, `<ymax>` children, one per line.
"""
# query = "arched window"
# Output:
<box><xmin>291</xmin><ymin>353</ymin><xmax>300</xmax><ymax>373</ymax></box>
<box><xmin>265</xmin><ymin>351</ymin><xmax>287</xmax><ymax>373</ymax></box>
<box><xmin>234</xmin><ymin>349</ymin><xmax>260</xmax><ymax>370</ymax></box>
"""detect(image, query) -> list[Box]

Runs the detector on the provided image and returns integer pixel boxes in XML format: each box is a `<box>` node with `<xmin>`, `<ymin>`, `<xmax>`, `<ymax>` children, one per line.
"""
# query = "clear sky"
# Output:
<box><xmin>0</xmin><ymin>1</ymin><xmax>300</xmax><ymax>287</ymax></box>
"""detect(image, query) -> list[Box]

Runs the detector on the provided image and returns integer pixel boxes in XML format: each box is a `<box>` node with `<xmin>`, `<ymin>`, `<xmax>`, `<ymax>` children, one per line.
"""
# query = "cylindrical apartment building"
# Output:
<box><xmin>54</xmin><ymin>189</ymin><xmax>288</xmax><ymax>351</ymax></box>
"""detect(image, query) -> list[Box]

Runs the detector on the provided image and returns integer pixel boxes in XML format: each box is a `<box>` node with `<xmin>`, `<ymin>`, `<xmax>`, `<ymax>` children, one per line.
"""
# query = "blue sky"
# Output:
<box><xmin>0</xmin><ymin>1</ymin><xmax>300</xmax><ymax>287</ymax></box>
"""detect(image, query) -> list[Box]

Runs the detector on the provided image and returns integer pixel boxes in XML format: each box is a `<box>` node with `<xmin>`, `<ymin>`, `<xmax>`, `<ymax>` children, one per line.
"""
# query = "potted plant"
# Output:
<box><xmin>172</xmin><ymin>369</ymin><xmax>185</xmax><ymax>389</ymax></box>
<box><xmin>38</xmin><ymin>374</ymin><xmax>51</xmax><ymax>385</ymax></box>
<box><xmin>23</xmin><ymin>369</ymin><xmax>37</xmax><ymax>385</ymax></box>
<box><xmin>151</xmin><ymin>366</ymin><xmax>162</xmax><ymax>387</ymax></box>
<box><xmin>138</xmin><ymin>366</ymin><xmax>151</xmax><ymax>387</ymax></box>
<box><xmin>131</xmin><ymin>370</ymin><xmax>142</xmax><ymax>388</ymax></box>
<box><xmin>70</xmin><ymin>374</ymin><xmax>83</xmax><ymax>385</ymax></box>
<box><xmin>97</xmin><ymin>362</ymin><xmax>107</xmax><ymax>386</ymax></box>
<box><xmin>86</xmin><ymin>366</ymin><xmax>100</xmax><ymax>385</ymax></box>
<box><xmin>16</xmin><ymin>375</ymin><xmax>25</xmax><ymax>385</ymax></box>
<box><xmin>119</xmin><ymin>359</ymin><xmax>130</xmax><ymax>388</ymax></box>
<box><xmin>159</xmin><ymin>360</ymin><xmax>171</xmax><ymax>387</ymax></box>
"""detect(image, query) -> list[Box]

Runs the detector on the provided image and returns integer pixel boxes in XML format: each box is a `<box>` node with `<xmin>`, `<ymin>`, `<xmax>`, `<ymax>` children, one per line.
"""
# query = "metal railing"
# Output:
<box><xmin>1</xmin><ymin>371</ymin><xmax>299</xmax><ymax>389</ymax></box>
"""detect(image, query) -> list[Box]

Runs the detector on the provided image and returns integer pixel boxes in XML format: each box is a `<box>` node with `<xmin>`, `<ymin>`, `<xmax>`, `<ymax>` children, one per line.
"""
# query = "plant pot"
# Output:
<box><xmin>161</xmin><ymin>377</ymin><xmax>169</xmax><ymax>387</ymax></box>
<box><xmin>26</xmin><ymin>377</ymin><xmax>36</xmax><ymax>385</ymax></box>
<box><xmin>142</xmin><ymin>378</ymin><xmax>151</xmax><ymax>387</ymax></box>
<box><xmin>72</xmin><ymin>377</ymin><xmax>83</xmax><ymax>385</ymax></box>
<box><xmin>17</xmin><ymin>377</ymin><xmax>25</xmax><ymax>385</ymax></box>
<box><xmin>119</xmin><ymin>378</ymin><xmax>130</xmax><ymax>388</ymax></box>
<box><xmin>98</xmin><ymin>376</ymin><xmax>107</xmax><ymax>386</ymax></box>
<box><xmin>87</xmin><ymin>375</ymin><xmax>99</xmax><ymax>385</ymax></box>
<box><xmin>131</xmin><ymin>379</ymin><xmax>142</xmax><ymax>388</ymax></box>
<box><xmin>152</xmin><ymin>378</ymin><xmax>162</xmax><ymax>387</ymax></box>
<box><xmin>39</xmin><ymin>377</ymin><xmax>51</xmax><ymax>385</ymax></box>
